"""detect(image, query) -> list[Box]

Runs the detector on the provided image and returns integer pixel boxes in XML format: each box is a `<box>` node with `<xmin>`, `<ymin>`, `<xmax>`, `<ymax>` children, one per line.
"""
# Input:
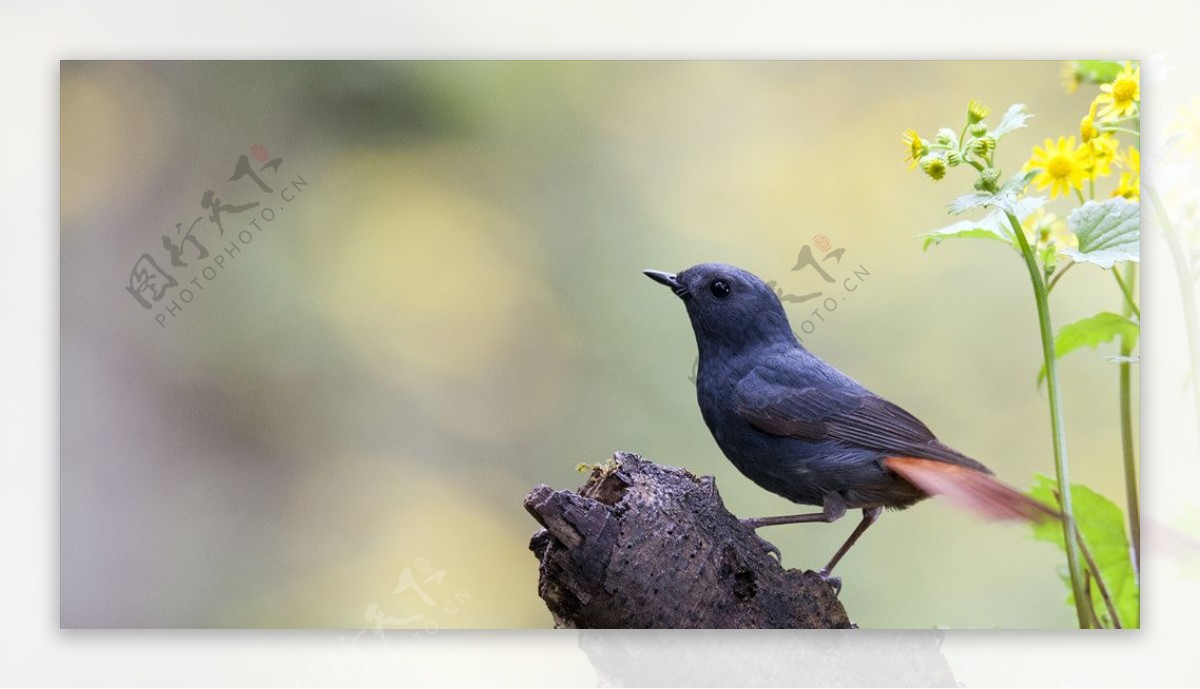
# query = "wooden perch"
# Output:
<box><xmin>525</xmin><ymin>452</ymin><xmax>851</xmax><ymax>629</ymax></box>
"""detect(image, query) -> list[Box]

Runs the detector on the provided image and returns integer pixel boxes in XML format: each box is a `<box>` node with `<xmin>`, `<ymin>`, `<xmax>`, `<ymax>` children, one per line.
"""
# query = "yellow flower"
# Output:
<box><xmin>967</xmin><ymin>100</ymin><xmax>990</xmax><ymax>124</ymax></box>
<box><xmin>1120</xmin><ymin>145</ymin><xmax>1139</xmax><ymax>174</ymax></box>
<box><xmin>972</xmin><ymin>136</ymin><xmax>996</xmax><ymax>157</ymax></box>
<box><xmin>1113</xmin><ymin>173</ymin><xmax>1139</xmax><ymax>200</ymax></box>
<box><xmin>1061</xmin><ymin>61</ymin><xmax>1082</xmax><ymax>94</ymax></box>
<box><xmin>903</xmin><ymin>129</ymin><xmax>927</xmax><ymax>169</ymax></box>
<box><xmin>1086</xmin><ymin>133</ymin><xmax>1120</xmax><ymax>178</ymax></box>
<box><xmin>1023</xmin><ymin>208</ymin><xmax>1075</xmax><ymax>250</ymax></box>
<box><xmin>1095</xmin><ymin>62</ymin><xmax>1140</xmax><ymax>121</ymax></box>
<box><xmin>1080</xmin><ymin>101</ymin><xmax>1100</xmax><ymax>143</ymax></box>
<box><xmin>1025</xmin><ymin>136</ymin><xmax>1090</xmax><ymax>199</ymax></box>
<box><xmin>1113</xmin><ymin>146</ymin><xmax>1140</xmax><ymax>200</ymax></box>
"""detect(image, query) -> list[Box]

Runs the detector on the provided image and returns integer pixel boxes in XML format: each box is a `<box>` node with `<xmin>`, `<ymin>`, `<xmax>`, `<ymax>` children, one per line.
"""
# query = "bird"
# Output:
<box><xmin>644</xmin><ymin>262</ymin><xmax>1056</xmax><ymax>577</ymax></box>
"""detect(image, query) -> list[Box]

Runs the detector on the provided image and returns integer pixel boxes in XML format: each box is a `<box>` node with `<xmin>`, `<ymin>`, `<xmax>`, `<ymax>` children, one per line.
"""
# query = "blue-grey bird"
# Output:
<box><xmin>644</xmin><ymin>262</ymin><xmax>1055</xmax><ymax>575</ymax></box>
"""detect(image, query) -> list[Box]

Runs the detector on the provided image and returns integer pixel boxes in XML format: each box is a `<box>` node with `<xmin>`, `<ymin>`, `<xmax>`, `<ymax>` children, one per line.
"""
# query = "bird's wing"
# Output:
<box><xmin>733</xmin><ymin>354</ymin><xmax>990</xmax><ymax>472</ymax></box>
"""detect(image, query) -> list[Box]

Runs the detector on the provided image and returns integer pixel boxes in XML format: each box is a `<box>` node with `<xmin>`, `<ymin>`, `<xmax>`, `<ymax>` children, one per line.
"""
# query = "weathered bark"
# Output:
<box><xmin>525</xmin><ymin>451</ymin><xmax>851</xmax><ymax>629</ymax></box>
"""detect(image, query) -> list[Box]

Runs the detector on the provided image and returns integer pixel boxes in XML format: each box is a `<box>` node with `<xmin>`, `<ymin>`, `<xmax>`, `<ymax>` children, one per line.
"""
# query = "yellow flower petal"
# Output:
<box><xmin>1025</xmin><ymin>136</ymin><xmax>1089</xmax><ymax>199</ymax></box>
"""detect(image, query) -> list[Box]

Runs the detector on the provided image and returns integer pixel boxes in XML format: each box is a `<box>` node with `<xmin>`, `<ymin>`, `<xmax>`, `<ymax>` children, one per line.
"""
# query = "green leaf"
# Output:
<box><xmin>922</xmin><ymin>209</ymin><xmax>1012</xmax><ymax>249</ymax></box>
<box><xmin>1074</xmin><ymin>60</ymin><xmax>1127</xmax><ymax>85</ymax></box>
<box><xmin>992</xmin><ymin>103</ymin><xmax>1032</xmax><ymax>139</ymax></box>
<box><xmin>1028</xmin><ymin>476</ymin><xmax>1139</xmax><ymax>628</ymax></box>
<box><xmin>921</xmin><ymin>224</ymin><xmax>1011</xmax><ymax>250</ymax></box>
<box><xmin>948</xmin><ymin>191</ymin><xmax>1005</xmax><ymax>216</ymax></box>
<box><xmin>925</xmin><ymin>197</ymin><xmax>1044</xmax><ymax>249</ymax></box>
<box><xmin>1037</xmin><ymin>312</ymin><xmax>1139</xmax><ymax>385</ymax></box>
<box><xmin>998</xmin><ymin>169</ymin><xmax>1038</xmax><ymax>198</ymax></box>
<box><xmin>1062</xmin><ymin>198</ymin><xmax>1140</xmax><ymax>269</ymax></box>
<box><xmin>947</xmin><ymin>172</ymin><xmax>1039</xmax><ymax>216</ymax></box>
<box><xmin>1055</xmin><ymin>312</ymin><xmax>1140</xmax><ymax>356</ymax></box>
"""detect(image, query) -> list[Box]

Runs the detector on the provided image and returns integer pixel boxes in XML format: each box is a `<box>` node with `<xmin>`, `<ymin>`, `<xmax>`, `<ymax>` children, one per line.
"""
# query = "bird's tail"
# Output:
<box><xmin>884</xmin><ymin>456</ymin><xmax>1059</xmax><ymax>523</ymax></box>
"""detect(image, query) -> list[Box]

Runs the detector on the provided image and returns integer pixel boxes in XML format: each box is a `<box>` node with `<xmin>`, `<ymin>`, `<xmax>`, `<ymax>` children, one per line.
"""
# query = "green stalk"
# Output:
<box><xmin>1070</xmin><ymin>510</ymin><xmax>1122</xmax><ymax>627</ymax></box>
<box><xmin>1047</xmin><ymin>261</ymin><xmax>1075</xmax><ymax>294</ymax></box>
<box><xmin>1004</xmin><ymin>209</ymin><xmax>1093</xmax><ymax>628</ymax></box>
<box><xmin>1117</xmin><ymin>262</ymin><xmax>1139</xmax><ymax>574</ymax></box>
<box><xmin>1103</xmin><ymin>126</ymin><xmax>1142</xmax><ymax>137</ymax></box>
<box><xmin>1111</xmin><ymin>267</ymin><xmax>1141</xmax><ymax>319</ymax></box>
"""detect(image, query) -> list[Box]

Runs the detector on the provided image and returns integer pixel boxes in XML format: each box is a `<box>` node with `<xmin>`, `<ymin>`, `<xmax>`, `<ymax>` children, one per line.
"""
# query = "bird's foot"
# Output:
<box><xmin>740</xmin><ymin>519</ymin><xmax>782</xmax><ymax>562</ymax></box>
<box><xmin>814</xmin><ymin>568</ymin><xmax>842</xmax><ymax>596</ymax></box>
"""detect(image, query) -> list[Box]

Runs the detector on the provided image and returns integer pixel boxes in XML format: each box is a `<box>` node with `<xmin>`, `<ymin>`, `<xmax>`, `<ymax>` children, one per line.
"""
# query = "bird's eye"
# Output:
<box><xmin>709</xmin><ymin>278</ymin><xmax>731</xmax><ymax>299</ymax></box>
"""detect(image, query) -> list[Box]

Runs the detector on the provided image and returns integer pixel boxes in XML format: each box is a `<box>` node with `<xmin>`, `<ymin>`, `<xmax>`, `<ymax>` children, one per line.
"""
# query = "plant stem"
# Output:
<box><xmin>1003</xmin><ymin>209</ymin><xmax>1093</xmax><ymax>628</ymax></box>
<box><xmin>1146</xmin><ymin>185</ymin><xmax>1200</xmax><ymax>451</ymax></box>
<box><xmin>1077</xmin><ymin>525</ymin><xmax>1122</xmax><ymax>628</ymax></box>
<box><xmin>1111</xmin><ymin>267</ymin><xmax>1141</xmax><ymax>319</ymax></box>
<box><xmin>1047</xmin><ymin>261</ymin><xmax>1075</xmax><ymax>294</ymax></box>
<box><xmin>1056</xmin><ymin>488</ymin><xmax>1122</xmax><ymax>628</ymax></box>
<box><xmin>1117</xmin><ymin>262</ymin><xmax>1140</xmax><ymax>576</ymax></box>
<box><xmin>1103</xmin><ymin>126</ymin><xmax>1141</xmax><ymax>137</ymax></box>
<box><xmin>1082</xmin><ymin>571</ymin><xmax>1102</xmax><ymax>629</ymax></box>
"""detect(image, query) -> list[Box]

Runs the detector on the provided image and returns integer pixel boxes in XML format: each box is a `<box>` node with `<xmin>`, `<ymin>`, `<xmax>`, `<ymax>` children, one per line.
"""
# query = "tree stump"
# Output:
<box><xmin>524</xmin><ymin>452</ymin><xmax>851</xmax><ymax>629</ymax></box>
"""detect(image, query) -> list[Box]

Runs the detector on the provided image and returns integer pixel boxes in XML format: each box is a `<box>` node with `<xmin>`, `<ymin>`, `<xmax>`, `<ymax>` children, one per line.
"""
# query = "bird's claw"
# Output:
<box><xmin>815</xmin><ymin>568</ymin><xmax>842</xmax><ymax>596</ymax></box>
<box><xmin>740</xmin><ymin>519</ymin><xmax>782</xmax><ymax>562</ymax></box>
<box><xmin>759</xmin><ymin>537</ymin><xmax>782</xmax><ymax>563</ymax></box>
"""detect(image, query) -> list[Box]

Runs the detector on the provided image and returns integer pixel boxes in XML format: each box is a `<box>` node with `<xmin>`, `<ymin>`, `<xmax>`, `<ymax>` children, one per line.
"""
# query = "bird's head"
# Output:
<box><xmin>644</xmin><ymin>262</ymin><xmax>797</xmax><ymax>354</ymax></box>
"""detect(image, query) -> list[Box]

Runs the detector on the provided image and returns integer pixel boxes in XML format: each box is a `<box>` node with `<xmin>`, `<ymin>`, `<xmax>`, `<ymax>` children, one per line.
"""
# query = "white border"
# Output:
<box><xmin>3</xmin><ymin>1</ymin><xmax>1198</xmax><ymax>686</ymax></box>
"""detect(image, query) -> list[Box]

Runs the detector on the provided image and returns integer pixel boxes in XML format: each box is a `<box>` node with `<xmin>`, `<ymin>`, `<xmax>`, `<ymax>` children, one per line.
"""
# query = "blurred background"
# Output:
<box><xmin>61</xmin><ymin>61</ymin><xmax>1135</xmax><ymax>629</ymax></box>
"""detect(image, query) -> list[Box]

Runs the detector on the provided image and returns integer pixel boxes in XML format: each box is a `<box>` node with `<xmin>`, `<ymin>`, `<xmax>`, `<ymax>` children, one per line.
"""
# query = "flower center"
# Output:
<box><xmin>1113</xmin><ymin>78</ymin><xmax>1137</xmax><ymax>102</ymax></box>
<box><xmin>1048</xmin><ymin>154</ymin><xmax>1074</xmax><ymax>178</ymax></box>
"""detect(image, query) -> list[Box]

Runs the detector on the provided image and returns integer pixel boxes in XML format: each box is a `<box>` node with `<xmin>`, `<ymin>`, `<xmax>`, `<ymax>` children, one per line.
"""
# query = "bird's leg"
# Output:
<box><xmin>819</xmin><ymin>506</ymin><xmax>883</xmax><ymax>577</ymax></box>
<box><xmin>739</xmin><ymin>494</ymin><xmax>848</xmax><ymax>563</ymax></box>
<box><xmin>741</xmin><ymin>492</ymin><xmax>848</xmax><ymax>529</ymax></box>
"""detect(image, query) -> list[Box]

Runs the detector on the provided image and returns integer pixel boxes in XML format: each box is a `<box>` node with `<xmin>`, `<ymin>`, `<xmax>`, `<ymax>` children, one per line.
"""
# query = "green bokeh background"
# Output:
<box><xmin>61</xmin><ymin>61</ymin><xmax>1136</xmax><ymax>629</ymax></box>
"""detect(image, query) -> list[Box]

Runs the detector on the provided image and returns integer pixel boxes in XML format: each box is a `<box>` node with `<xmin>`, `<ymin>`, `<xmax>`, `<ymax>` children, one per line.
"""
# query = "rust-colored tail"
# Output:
<box><xmin>885</xmin><ymin>456</ymin><xmax>1059</xmax><ymax>523</ymax></box>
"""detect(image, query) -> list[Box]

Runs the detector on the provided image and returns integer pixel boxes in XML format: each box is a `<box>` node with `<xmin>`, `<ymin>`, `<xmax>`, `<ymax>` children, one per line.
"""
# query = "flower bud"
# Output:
<box><xmin>967</xmin><ymin>99</ymin><xmax>991</xmax><ymax>124</ymax></box>
<box><xmin>1080</xmin><ymin>102</ymin><xmax>1100</xmax><ymax>143</ymax></box>
<box><xmin>921</xmin><ymin>155</ymin><xmax>947</xmax><ymax>181</ymax></box>
<box><xmin>974</xmin><ymin>168</ymin><xmax>1001</xmax><ymax>192</ymax></box>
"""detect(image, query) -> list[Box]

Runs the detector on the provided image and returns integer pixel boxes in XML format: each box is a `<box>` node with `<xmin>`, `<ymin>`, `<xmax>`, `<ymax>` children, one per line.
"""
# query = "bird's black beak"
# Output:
<box><xmin>644</xmin><ymin>269</ymin><xmax>689</xmax><ymax>298</ymax></box>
